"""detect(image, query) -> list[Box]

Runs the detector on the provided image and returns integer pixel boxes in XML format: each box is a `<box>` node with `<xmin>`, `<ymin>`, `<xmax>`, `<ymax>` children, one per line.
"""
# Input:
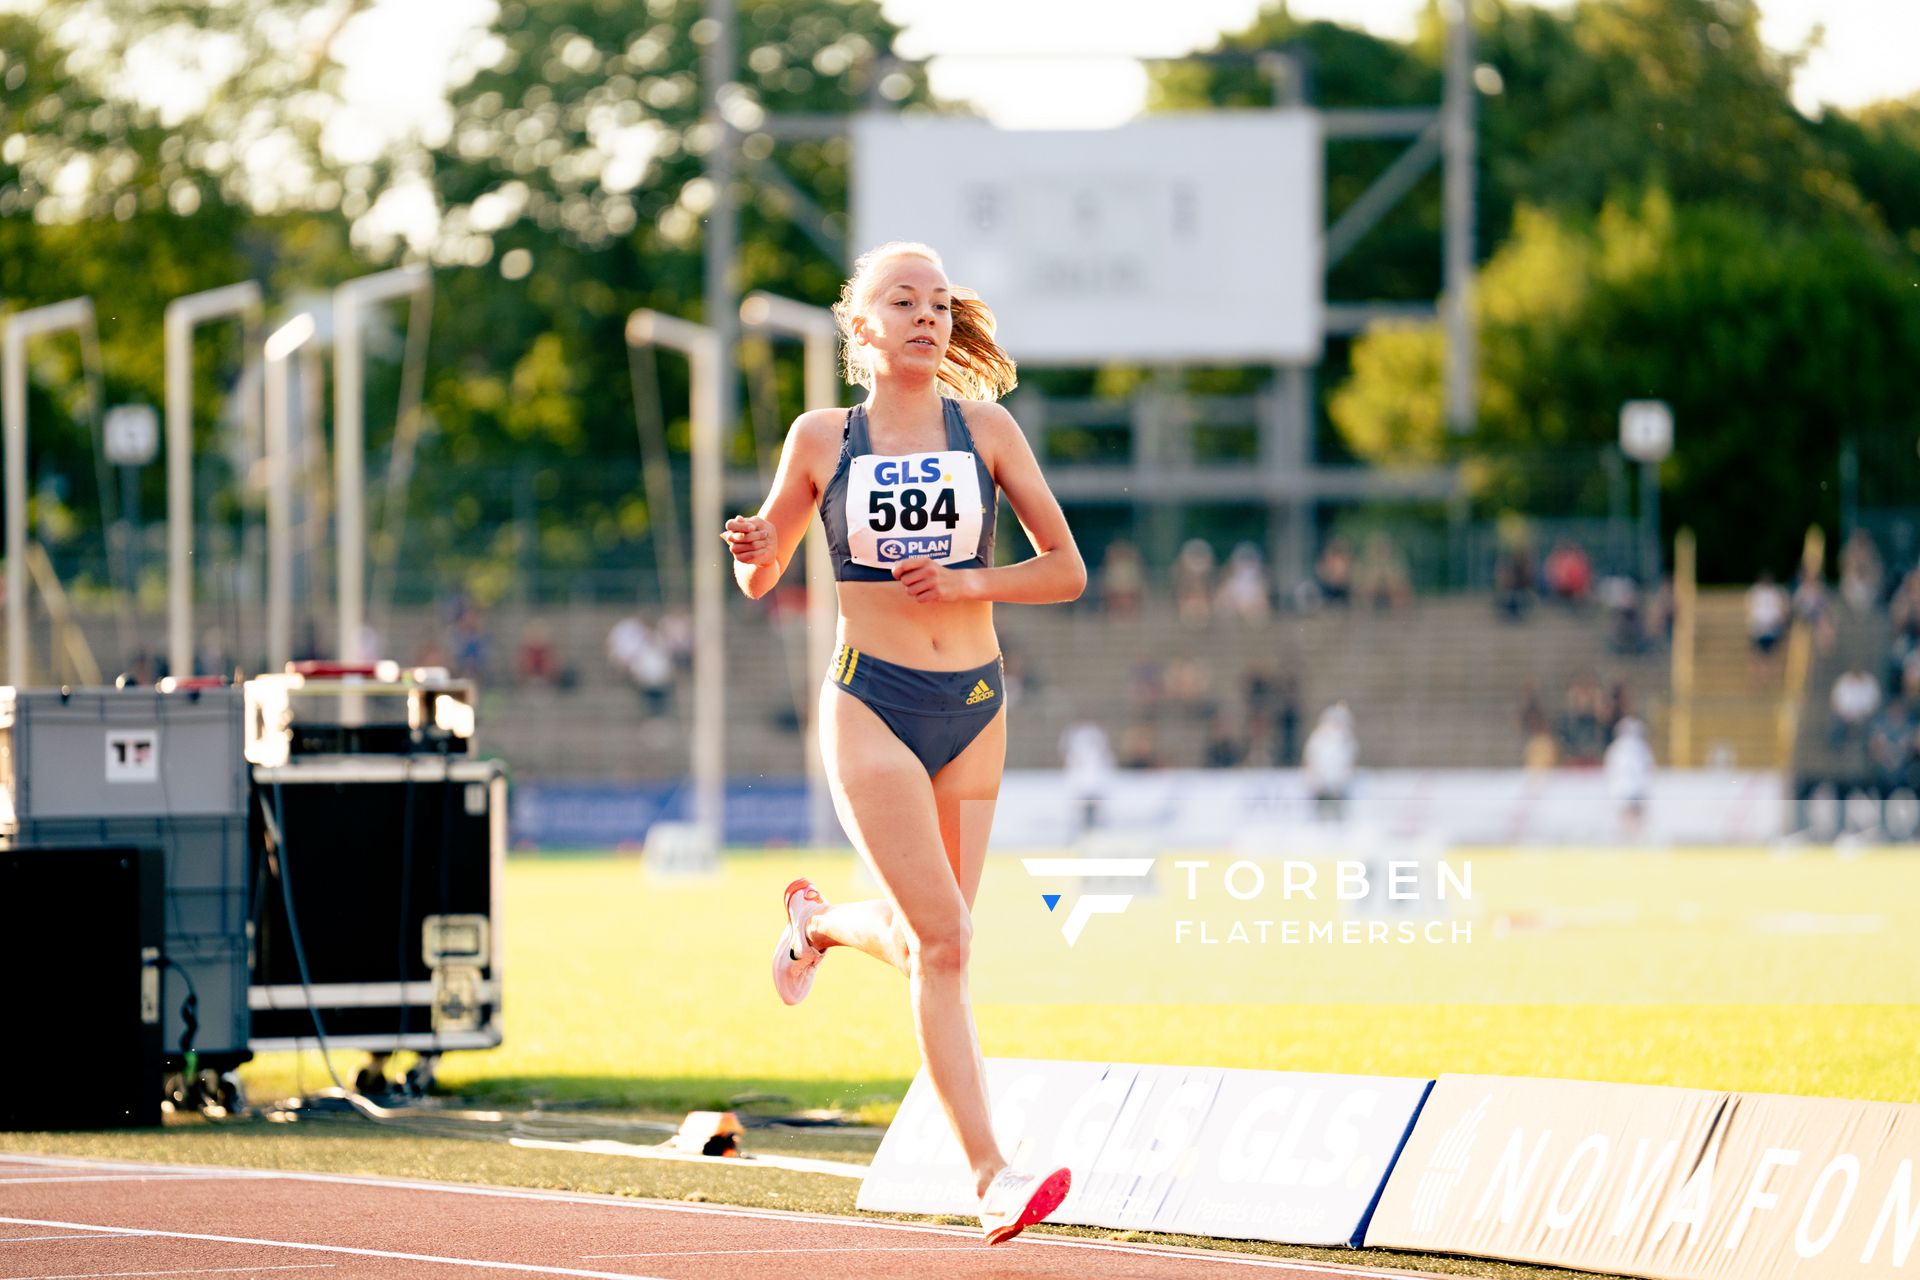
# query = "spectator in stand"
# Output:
<box><xmin>1792</xmin><ymin>568</ymin><xmax>1836</xmax><ymax>656</ymax></box>
<box><xmin>1204</xmin><ymin>711</ymin><xmax>1247</xmax><ymax>768</ymax></box>
<box><xmin>1164</xmin><ymin>654</ymin><xmax>1215</xmax><ymax>720</ymax></box>
<box><xmin>607</xmin><ymin>611</ymin><xmax>673</xmax><ymax>715</ymax></box>
<box><xmin>1840</xmin><ymin>529</ymin><xmax>1884</xmax><ymax>615</ymax></box>
<box><xmin>1557</xmin><ymin>675</ymin><xmax>1607</xmax><ymax>766</ymax></box>
<box><xmin>1098</xmin><ymin>539</ymin><xmax>1146</xmax><ymax>618</ymax></box>
<box><xmin>1313</xmin><ymin>537</ymin><xmax>1355</xmax><ymax>607</ymax></box>
<box><xmin>1518</xmin><ymin>679</ymin><xmax>1556</xmax><ymax>768</ymax></box>
<box><xmin>1892</xmin><ymin>568</ymin><xmax>1920</xmax><ymax>633</ymax></box>
<box><xmin>1129</xmin><ymin>658</ymin><xmax>1166</xmax><ymax>713</ymax></box>
<box><xmin>1867</xmin><ymin>694</ymin><xmax>1919</xmax><ymax>794</ymax></box>
<box><xmin>1646</xmin><ymin>575</ymin><xmax>1676</xmax><ymax>650</ymax></box>
<box><xmin>1277</xmin><ymin>673</ymin><xmax>1302</xmax><ymax>766</ymax></box>
<box><xmin>1544</xmin><ymin>540</ymin><xmax>1594</xmax><ymax>610</ymax></box>
<box><xmin>1830</xmin><ymin>665</ymin><xmax>1882</xmax><ymax>751</ymax></box>
<box><xmin>1598</xmin><ymin>570</ymin><xmax>1643</xmax><ymax>654</ymax></box>
<box><xmin>657</xmin><ymin>608</ymin><xmax>694</xmax><ymax>674</ymax></box>
<box><xmin>1353</xmin><ymin>533</ymin><xmax>1413</xmax><ymax>611</ymax></box>
<box><xmin>1173</xmin><ymin>539</ymin><xmax>1216</xmax><ymax>626</ymax></box>
<box><xmin>1060</xmin><ymin>715</ymin><xmax>1116</xmax><ymax>836</ymax></box>
<box><xmin>1603</xmin><ymin>680</ymin><xmax>1634</xmax><ymax>742</ymax></box>
<box><xmin>1493</xmin><ymin>541</ymin><xmax>1536</xmax><ymax>621</ymax></box>
<box><xmin>515</xmin><ymin>620</ymin><xmax>558</xmax><ymax>688</ymax></box>
<box><xmin>1215</xmin><ymin>542</ymin><xmax>1271</xmax><ymax>623</ymax></box>
<box><xmin>1889</xmin><ymin>615</ymin><xmax>1920</xmax><ymax>696</ymax></box>
<box><xmin>1244</xmin><ymin>661</ymin><xmax>1294</xmax><ymax>760</ymax></box>
<box><xmin>1603</xmin><ymin>717</ymin><xmax>1656</xmax><ymax>842</ymax></box>
<box><xmin>1746</xmin><ymin>571</ymin><xmax>1790</xmax><ymax>667</ymax></box>
<box><xmin>1119</xmin><ymin>723</ymin><xmax>1164</xmax><ymax>770</ymax></box>
<box><xmin>453</xmin><ymin>606</ymin><xmax>491</xmax><ymax>681</ymax></box>
<box><xmin>1304</xmin><ymin>703</ymin><xmax>1358</xmax><ymax>821</ymax></box>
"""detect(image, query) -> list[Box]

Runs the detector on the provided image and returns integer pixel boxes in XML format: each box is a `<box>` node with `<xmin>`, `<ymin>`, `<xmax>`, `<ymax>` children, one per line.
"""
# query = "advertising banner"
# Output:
<box><xmin>989</xmin><ymin>767</ymin><xmax>1783</xmax><ymax>850</ymax></box>
<box><xmin>1366</xmin><ymin>1074</ymin><xmax>1920</xmax><ymax>1278</ymax></box>
<box><xmin>858</xmin><ymin>1057</ymin><xmax>1429</xmax><ymax>1246</ymax></box>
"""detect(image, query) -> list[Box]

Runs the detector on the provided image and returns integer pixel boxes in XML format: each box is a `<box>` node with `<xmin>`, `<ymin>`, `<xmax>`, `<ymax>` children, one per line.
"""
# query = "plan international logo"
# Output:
<box><xmin>1020</xmin><ymin>856</ymin><xmax>1155</xmax><ymax>946</ymax></box>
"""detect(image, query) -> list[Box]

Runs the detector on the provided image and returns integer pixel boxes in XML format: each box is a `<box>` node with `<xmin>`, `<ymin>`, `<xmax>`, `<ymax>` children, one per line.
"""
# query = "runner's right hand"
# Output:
<box><xmin>722</xmin><ymin>515</ymin><xmax>778</xmax><ymax>565</ymax></box>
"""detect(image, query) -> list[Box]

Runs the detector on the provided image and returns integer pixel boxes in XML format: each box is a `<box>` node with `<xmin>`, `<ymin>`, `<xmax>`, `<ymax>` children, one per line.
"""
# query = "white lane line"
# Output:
<box><xmin>0</xmin><ymin>1267</ymin><xmax>332</xmax><ymax>1279</ymax></box>
<box><xmin>0</xmin><ymin>1219</ymin><xmax>669</xmax><ymax>1280</ymax></box>
<box><xmin>0</xmin><ymin>1156</ymin><xmax>1450</xmax><ymax>1279</ymax></box>
<box><xmin>0</xmin><ymin>1178</ymin><xmax>261</xmax><ymax>1187</ymax></box>
<box><xmin>0</xmin><ymin>1161</ymin><xmax>172</xmax><ymax>1176</ymax></box>
<box><xmin>583</xmin><ymin>1246</ymin><xmax>978</xmax><ymax>1258</ymax></box>
<box><xmin>0</xmin><ymin>1236</ymin><xmax>158</xmax><ymax>1244</ymax></box>
<box><xmin>275</xmin><ymin>1173</ymin><xmax>1438</xmax><ymax>1276</ymax></box>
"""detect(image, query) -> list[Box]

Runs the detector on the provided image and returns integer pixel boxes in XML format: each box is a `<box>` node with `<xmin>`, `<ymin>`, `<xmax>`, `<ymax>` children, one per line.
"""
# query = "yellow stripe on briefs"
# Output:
<box><xmin>842</xmin><ymin>647</ymin><xmax>860</xmax><ymax>685</ymax></box>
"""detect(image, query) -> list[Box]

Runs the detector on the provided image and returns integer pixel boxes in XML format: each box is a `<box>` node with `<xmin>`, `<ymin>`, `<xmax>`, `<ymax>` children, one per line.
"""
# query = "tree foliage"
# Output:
<box><xmin>5</xmin><ymin>0</ymin><xmax>1920</xmax><ymax>590</ymax></box>
<box><xmin>1162</xmin><ymin>0</ymin><xmax>1920</xmax><ymax>578</ymax></box>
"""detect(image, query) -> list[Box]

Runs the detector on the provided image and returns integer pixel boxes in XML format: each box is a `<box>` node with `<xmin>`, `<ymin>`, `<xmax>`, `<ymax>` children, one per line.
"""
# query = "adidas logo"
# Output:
<box><xmin>965</xmin><ymin>679</ymin><xmax>996</xmax><ymax>705</ymax></box>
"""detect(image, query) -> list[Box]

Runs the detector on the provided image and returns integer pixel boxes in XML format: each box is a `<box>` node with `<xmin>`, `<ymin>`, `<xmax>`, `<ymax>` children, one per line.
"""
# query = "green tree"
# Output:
<box><xmin>1332</xmin><ymin>192</ymin><xmax>1920</xmax><ymax>578</ymax></box>
<box><xmin>388</xmin><ymin>0</ymin><xmax>932</xmax><ymax>598</ymax></box>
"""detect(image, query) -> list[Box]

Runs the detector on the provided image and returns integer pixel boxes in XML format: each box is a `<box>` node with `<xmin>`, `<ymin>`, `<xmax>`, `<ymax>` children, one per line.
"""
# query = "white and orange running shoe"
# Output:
<box><xmin>772</xmin><ymin>877</ymin><xmax>829</xmax><ymax>1005</ymax></box>
<box><xmin>978</xmin><ymin>1164</ymin><xmax>1073</xmax><ymax>1246</ymax></box>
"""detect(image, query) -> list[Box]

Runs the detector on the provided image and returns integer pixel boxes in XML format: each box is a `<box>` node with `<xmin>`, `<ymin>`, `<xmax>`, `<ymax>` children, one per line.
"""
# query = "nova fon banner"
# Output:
<box><xmin>1366</xmin><ymin>1074</ymin><xmax>1920</xmax><ymax>1277</ymax></box>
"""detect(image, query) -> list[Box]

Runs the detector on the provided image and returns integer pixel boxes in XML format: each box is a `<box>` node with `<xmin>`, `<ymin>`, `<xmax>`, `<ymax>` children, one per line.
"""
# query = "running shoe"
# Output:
<box><xmin>772</xmin><ymin>877</ymin><xmax>829</xmax><ymax>1005</ymax></box>
<box><xmin>978</xmin><ymin>1164</ymin><xmax>1073</xmax><ymax>1246</ymax></box>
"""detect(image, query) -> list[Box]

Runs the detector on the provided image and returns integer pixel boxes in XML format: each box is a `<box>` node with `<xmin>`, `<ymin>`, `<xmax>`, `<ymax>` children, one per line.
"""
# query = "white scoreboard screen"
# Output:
<box><xmin>852</xmin><ymin>112</ymin><xmax>1323</xmax><ymax>365</ymax></box>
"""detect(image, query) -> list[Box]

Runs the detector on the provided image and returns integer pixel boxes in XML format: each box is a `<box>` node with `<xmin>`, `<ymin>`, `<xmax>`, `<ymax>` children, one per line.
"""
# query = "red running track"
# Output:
<box><xmin>0</xmin><ymin>1153</ymin><xmax>1445</xmax><ymax>1280</ymax></box>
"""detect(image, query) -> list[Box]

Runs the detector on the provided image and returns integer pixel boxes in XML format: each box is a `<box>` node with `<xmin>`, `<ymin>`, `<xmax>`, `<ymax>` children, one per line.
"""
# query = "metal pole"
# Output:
<box><xmin>333</xmin><ymin>265</ymin><xmax>430</xmax><ymax>662</ymax></box>
<box><xmin>4</xmin><ymin>297</ymin><xmax>95</xmax><ymax>687</ymax></box>
<box><xmin>1442</xmin><ymin>0</ymin><xmax>1478</xmax><ymax>433</ymax></box>
<box><xmin>264</xmin><ymin>312</ymin><xmax>317</xmax><ymax>672</ymax></box>
<box><xmin>741</xmin><ymin>292</ymin><xmax>842</xmax><ymax>849</ymax></box>
<box><xmin>165</xmin><ymin>281</ymin><xmax>262</xmax><ymax>678</ymax></box>
<box><xmin>1640</xmin><ymin>460</ymin><xmax>1661</xmax><ymax>588</ymax></box>
<box><xmin>627</xmin><ymin>310</ymin><xmax>725</xmax><ymax>846</ymax></box>
<box><xmin>704</xmin><ymin>0</ymin><xmax>738</xmax><ymax>456</ymax></box>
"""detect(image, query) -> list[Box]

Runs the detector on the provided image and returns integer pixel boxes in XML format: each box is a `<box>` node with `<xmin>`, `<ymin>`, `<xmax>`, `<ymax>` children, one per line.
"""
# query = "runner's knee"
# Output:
<box><xmin>906</xmin><ymin>915</ymin><xmax>972</xmax><ymax>977</ymax></box>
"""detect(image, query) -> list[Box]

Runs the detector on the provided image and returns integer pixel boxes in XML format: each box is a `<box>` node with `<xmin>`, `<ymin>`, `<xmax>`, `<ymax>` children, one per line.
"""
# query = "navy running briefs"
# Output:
<box><xmin>826</xmin><ymin>644</ymin><xmax>1004</xmax><ymax>777</ymax></box>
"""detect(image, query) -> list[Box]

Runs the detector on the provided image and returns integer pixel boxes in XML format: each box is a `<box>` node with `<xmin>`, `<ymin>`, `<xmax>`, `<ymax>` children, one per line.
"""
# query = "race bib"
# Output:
<box><xmin>844</xmin><ymin>450</ymin><xmax>985</xmax><ymax>570</ymax></box>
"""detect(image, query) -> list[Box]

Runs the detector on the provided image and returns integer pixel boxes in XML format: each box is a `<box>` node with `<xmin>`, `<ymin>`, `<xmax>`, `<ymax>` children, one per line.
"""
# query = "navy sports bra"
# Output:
<box><xmin>819</xmin><ymin>399</ymin><xmax>998</xmax><ymax>582</ymax></box>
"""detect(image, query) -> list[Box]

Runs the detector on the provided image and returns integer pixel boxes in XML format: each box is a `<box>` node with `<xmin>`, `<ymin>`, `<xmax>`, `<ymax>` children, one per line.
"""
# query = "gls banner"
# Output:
<box><xmin>1366</xmin><ymin>1075</ymin><xmax>1920</xmax><ymax>1278</ymax></box>
<box><xmin>858</xmin><ymin>1057</ymin><xmax>1430</xmax><ymax>1246</ymax></box>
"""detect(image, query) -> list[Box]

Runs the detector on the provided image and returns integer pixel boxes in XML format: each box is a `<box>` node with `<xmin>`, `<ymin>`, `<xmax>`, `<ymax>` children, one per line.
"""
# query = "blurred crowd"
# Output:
<box><xmin>1815</xmin><ymin>529</ymin><xmax>1920</xmax><ymax>789</ymax></box>
<box><xmin>1515</xmin><ymin>674</ymin><xmax>1643</xmax><ymax>771</ymax></box>
<box><xmin>1095</xmin><ymin>533</ymin><xmax>1414</xmax><ymax>624</ymax></box>
<box><xmin>1493</xmin><ymin>536</ymin><xmax>1674</xmax><ymax>657</ymax></box>
<box><xmin>398</xmin><ymin>592</ymin><xmax>695</xmax><ymax>721</ymax></box>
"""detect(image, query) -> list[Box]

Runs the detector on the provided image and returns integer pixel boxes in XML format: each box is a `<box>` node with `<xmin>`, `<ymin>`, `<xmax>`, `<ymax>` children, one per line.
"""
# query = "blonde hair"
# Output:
<box><xmin>832</xmin><ymin>241</ymin><xmax>1018</xmax><ymax>401</ymax></box>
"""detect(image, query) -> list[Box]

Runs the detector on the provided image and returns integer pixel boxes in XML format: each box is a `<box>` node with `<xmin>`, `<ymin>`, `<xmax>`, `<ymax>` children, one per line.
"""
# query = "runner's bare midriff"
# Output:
<box><xmin>836</xmin><ymin>581</ymin><xmax>999</xmax><ymax>670</ymax></box>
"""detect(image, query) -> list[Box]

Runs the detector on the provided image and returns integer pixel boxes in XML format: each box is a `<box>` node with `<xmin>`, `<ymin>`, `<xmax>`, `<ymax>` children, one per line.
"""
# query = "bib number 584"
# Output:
<box><xmin>868</xmin><ymin>488</ymin><xmax>958</xmax><ymax>533</ymax></box>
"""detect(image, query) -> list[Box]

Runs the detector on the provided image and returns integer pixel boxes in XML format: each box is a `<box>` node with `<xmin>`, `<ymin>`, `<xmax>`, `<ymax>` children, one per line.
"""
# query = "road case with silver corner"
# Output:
<box><xmin>0</xmin><ymin>684</ymin><xmax>251</xmax><ymax>1070</ymax></box>
<box><xmin>247</xmin><ymin>754</ymin><xmax>505</xmax><ymax>1066</ymax></box>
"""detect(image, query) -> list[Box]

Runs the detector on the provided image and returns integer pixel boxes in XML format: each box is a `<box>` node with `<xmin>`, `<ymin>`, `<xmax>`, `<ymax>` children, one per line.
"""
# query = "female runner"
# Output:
<box><xmin>721</xmin><ymin>241</ymin><xmax>1086</xmax><ymax>1245</ymax></box>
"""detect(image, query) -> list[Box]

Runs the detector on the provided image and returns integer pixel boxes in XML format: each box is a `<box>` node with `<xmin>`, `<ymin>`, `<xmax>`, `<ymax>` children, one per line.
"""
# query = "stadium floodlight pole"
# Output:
<box><xmin>3</xmin><ymin>297</ymin><xmax>95</xmax><ymax>687</ymax></box>
<box><xmin>334</xmin><ymin>265</ymin><xmax>431</xmax><ymax>663</ymax></box>
<box><xmin>740</xmin><ymin>291</ymin><xmax>840</xmax><ymax>849</ymax></box>
<box><xmin>626</xmin><ymin>309</ymin><xmax>725</xmax><ymax>847</ymax></box>
<box><xmin>1442</xmin><ymin>0</ymin><xmax>1479</xmax><ymax>433</ymax></box>
<box><xmin>263</xmin><ymin>312</ymin><xmax>319</xmax><ymax>672</ymax></box>
<box><xmin>166</xmin><ymin>280</ymin><xmax>263</xmax><ymax>679</ymax></box>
